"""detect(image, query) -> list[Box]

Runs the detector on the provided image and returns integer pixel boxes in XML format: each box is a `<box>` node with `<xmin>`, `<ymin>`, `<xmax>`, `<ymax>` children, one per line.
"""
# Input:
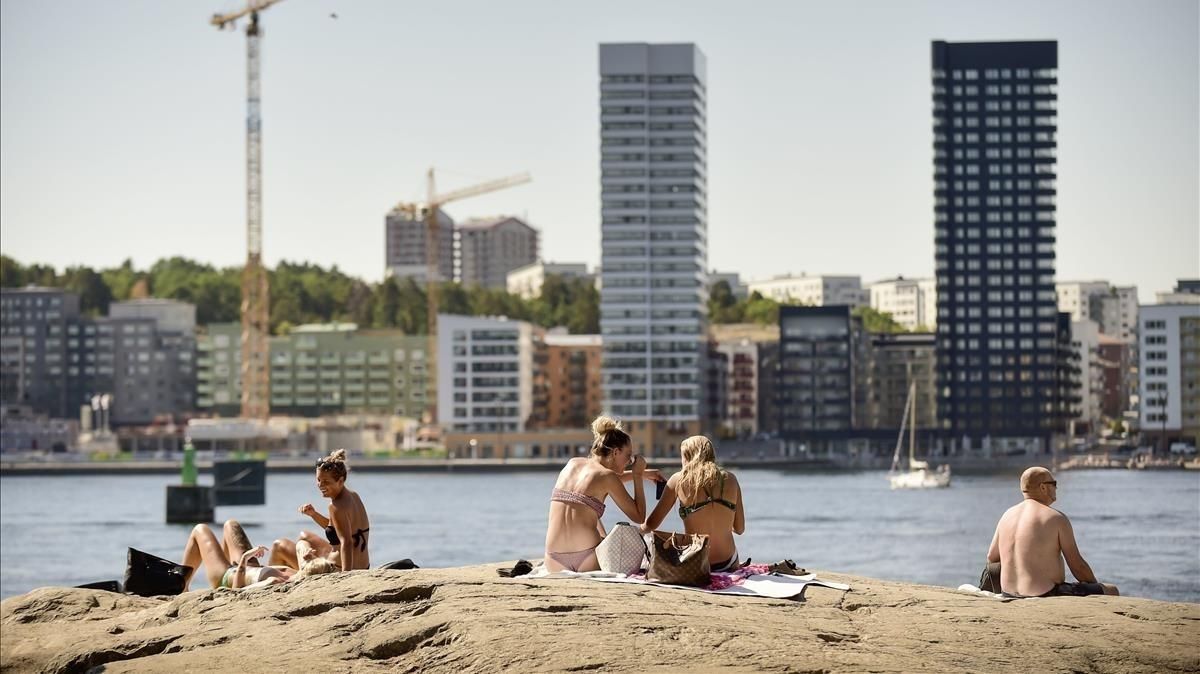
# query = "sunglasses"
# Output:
<box><xmin>1043</xmin><ymin>480</ymin><xmax>1057</xmax><ymax>487</ymax></box>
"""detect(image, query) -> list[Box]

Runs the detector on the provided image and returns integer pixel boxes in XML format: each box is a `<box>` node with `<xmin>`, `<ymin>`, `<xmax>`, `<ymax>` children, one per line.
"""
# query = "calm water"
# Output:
<box><xmin>1</xmin><ymin>470</ymin><xmax>1197</xmax><ymax>602</ymax></box>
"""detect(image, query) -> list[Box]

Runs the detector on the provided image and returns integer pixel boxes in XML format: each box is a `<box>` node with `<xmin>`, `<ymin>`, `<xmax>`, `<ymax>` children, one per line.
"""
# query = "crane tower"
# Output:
<box><xmin>211</xmin><ymin>1</ymin><xmax>283</xmax><ymax>420</ymax></box>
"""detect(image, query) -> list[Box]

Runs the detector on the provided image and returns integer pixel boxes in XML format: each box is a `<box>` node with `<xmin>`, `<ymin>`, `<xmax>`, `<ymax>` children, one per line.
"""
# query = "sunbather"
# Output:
<box><xmin>986</xmin><ymin>467</ymin><xmax>1119</xmax><ymax>597</ymax></box>
<box><xmin>642</xmin><ymin>435</ymin><xmax>745</xmax><ymax>571</ymax></box>
<box><xmin>271</xmin><ymin>449</ymin><xmax>372</xmax><ymax>571</ymax></box>
<box><xmin>181</xmin><ymin>519</ymin><xmax>336</xmax><ymax>590</ymax></box>
<box><xmin>543</xmin><ymin>415</ymin><xmax>663</xmax><ymax>572</ymax></box>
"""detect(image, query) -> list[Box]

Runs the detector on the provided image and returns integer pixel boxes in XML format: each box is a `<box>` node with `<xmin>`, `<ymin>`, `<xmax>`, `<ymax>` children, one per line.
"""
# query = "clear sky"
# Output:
<box><xmin>1</xmin><ymin>0</ymin><xmax>1196</xmax><ymax>303</ymax></box>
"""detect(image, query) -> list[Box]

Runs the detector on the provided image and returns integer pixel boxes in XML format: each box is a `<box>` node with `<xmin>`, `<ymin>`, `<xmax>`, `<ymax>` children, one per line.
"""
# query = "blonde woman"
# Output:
<box><xmin>543</xmin><ymin>416</ymin><xmax>662</xmax><ymax>572</ymax></box>
<box><xmin>181</xmin><ymin>519</ymin><xmax>337</xmax><ymax>590</ymax></box>
<box><xmin>642</xmin><ymin>435</ymin><xmax>745</xmax><ymax>571</ymax></box>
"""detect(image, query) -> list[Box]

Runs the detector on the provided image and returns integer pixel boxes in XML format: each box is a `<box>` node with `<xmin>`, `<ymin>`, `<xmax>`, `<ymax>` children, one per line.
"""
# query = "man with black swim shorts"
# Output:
<box><xmin>986</xmin><ymin>467</ymin><xmax>1119</xmax><ymax>598</ymax></box>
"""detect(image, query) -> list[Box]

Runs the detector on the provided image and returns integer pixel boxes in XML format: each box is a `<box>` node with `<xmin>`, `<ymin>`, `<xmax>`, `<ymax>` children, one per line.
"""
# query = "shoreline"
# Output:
<box><xmin>2</xmin><ymin>563</ymin><xmax>1197</xmax><ymax>672</ymax></box>
<box><xmin>0</xmin><ymin>454</ymin><xmax>1068</xmax><ymax>476</ymax></box>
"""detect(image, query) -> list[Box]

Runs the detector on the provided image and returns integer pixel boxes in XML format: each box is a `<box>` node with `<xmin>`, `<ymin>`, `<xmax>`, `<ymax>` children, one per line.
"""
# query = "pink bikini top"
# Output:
<box><xmin>550</xmin><ymin>488</ymin><xmax>606</xmax><ymax>518</ymax></box>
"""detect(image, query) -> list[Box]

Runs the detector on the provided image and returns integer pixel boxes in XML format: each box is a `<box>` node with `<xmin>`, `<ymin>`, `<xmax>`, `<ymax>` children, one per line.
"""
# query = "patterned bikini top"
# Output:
<box><xmin>550</xmin><ymin>488</ymin><xmax>606</xmax><ymax>518</ymax></box>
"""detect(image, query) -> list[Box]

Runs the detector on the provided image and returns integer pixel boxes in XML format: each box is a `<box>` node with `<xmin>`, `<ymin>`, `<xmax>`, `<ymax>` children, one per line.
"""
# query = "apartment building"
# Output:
<box><xmin>868</xmin><ymin>277</ymin><xmax>937</xmax><ymax>330</ymax></box>
<box><xmin>506</xmin><ymin>262</ymin><xmax>591</xmax><ymax>300</ymax></box>
<box><xmin>748</xmin><ymin>274</ymin><xmax>866</xmax><ymax>307</ymax></box>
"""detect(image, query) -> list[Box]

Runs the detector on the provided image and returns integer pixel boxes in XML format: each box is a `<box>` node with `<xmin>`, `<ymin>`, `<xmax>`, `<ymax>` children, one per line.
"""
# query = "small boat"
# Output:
<box><xmin>888</xmin><ymin>380</ymin><xmax>951</xmax><ymax>489</ymax></box>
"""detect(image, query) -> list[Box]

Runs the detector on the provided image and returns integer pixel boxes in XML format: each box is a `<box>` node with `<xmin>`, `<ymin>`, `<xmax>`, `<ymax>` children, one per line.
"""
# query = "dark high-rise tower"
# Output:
<box><xmin>931</xmin><ymin>40</ymin><xmax>1066</xmax><ymax>448</ymax></box>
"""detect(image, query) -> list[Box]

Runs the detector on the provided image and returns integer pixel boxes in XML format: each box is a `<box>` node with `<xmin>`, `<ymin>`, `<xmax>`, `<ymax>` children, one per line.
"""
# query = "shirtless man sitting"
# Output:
<box><xmin>986</xmin><ymin>466</ymin><xmax>1119</xmax><ymax>598</ymax></box>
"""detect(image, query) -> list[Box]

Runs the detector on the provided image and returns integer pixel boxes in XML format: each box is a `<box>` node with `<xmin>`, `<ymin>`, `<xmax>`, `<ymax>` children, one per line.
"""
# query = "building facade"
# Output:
<box><xmin>384</xmin><ymin>207</ymin><xmax>456</xmax><ymax>284</ymax></box>
<box><xmin>1056</xmin><ymin>281</ymin><xmax>1139</xmax><ymax>343</ymax></box>
<box><xmin>1069</xmin><ymin>319</ymin><xmax>1103</xmax><ymax>433</ymax></box>
<box><xmin>437</xmin><ymin>314</ymin><xmax>535</xmax><ymax>432</ymax></box>
<box><xmin>529</xmin><ymin>332</ymin><xmax>603</xmax><ymax>430</ymax></box>
<box><xmin>868</xmin><ymin>277</ymin><xmax>938</xmax><ymax>330</ymax></box>
<box><xmin>861</xmin><ymin>332</ymin><xmax>938</xmax><ymax>431</ymax></box>
<box><xmin>268</xmin><ymin>325</ymin><xmax>429</xmax><ymax>418</ymax></box>
<box><xmin>748</xmin><ymin>274</ymin><xmax>866</xmax><ymax>307</ymax></box>
<box><xmin>197</xmin><ymin>323</ymin><xmax>429</xmax><ymax>418</ymax></box>
<box><xmin>507</xmin><ymin>262</ymin><xmax>591</xmax><ymax>299</ymax></box>
<box><xmin>458</xmin><ymin>216</ymin><xmax>540</xmax><ymax>289</ymax></box>
<box><xmin>1138</xmin><ymin>302</ymin><xmax>1200</xmax><ymax>448</ymax></box>
<box><xmin>599</xmin><ymin>42</ymin><xmax>708</xmax><ymax>453</ymax></box>
<box><xmin>777</xmin><ymin>306</ymin><xmax>866</xmax><ymax>443</ymax></box>
<box><xmin>0</xmin><ymin>289</ymin><xmax>196</xmax><ymax>425</ymax></box>
<box><xmin>932</xmin><ymin>40</ymin><xmax>1065</xmax><ymax>448</ymax></box>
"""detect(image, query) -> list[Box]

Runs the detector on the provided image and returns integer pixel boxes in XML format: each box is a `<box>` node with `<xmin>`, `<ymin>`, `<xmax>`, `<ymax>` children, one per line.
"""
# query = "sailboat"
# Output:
<box><xmin>888</xmin><ymin>380</ymin><xmax>951</xmax><ymax>489</ymax></box>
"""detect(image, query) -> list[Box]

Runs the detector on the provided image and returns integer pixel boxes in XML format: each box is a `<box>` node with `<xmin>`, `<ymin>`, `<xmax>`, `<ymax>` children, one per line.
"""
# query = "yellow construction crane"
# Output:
<box><xmin>210</xmin><ymin>0</ymin><xmax>287</xmax><ymax>420</ymax></box>
<box><xmin>390</xmin><ymin>168</ymin><xmax>531</xmax><ymax>425</ymax></box>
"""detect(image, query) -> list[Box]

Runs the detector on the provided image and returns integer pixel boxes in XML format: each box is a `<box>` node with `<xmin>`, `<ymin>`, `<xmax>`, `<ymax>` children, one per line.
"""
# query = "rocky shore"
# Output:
<box><xmin>2</xmin><ymin>564</ymin><xmax>1197</xmax><ymax>673</ymax></box>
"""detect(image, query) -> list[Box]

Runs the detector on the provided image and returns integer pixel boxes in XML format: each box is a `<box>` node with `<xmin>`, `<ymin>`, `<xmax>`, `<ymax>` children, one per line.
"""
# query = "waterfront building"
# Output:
<box><xmin>708</xmin><ymin>323</ymin><xmax>780</xmax><ymax>437</ymax></box>
<box><xmin>748</xmin><ymin>274</ymin><xmax>866</xmax><ymax>307</ymax></box>
<box><xmin>714</xmin><ymin>338</ymin><xmax>759</xmax><ymax>436</ymax></box>
<box><xmin>868</xmin><ymin>277</ymin><xmax>938</xmax><ymax>331</ymax></box>
<box><xmin>268</xmin><ymin>324</ymin><xmax>429</xmax><ymax>418</ymax></box>
<box><xmin>195</xmin><ymin>322</ymin><xmax>242</xmax><ymax>416</ymax></box>
<box><xmin>932</xmin><ymin>39</ymin><xmax>1071</xmax><ymax>451</ymax></box>
<box><xmin>0</xmin><ymin>287</ymin><xmax>84</xmax><ymax>418</ymax></box>
<box><xmin>1056</xmin><ymin>281</ymin><xmax>1139</xmax><ymax>343</ymax></box>
<box><xmin>0</xmin><ymin>404</ymin><xmax>78</xmax><ymax>452</ymax></box>
<box><xmin>458</xmin><ymin>216</ymin><xmax>540</xmax><ymax>289</ymax></box>
<box><xmin>0</xmin><ymin>289</ymin><xmax>196</xmax><ymax>425</ymax></box>
<box><xmin>506</xmin><ymin>261</ymin><xmax>591</xmax><ymax>300</ymax></box>
<box><xmin>385</xmin><ymin>207</ymin><xmax>456</xmax><ymax>284</ymax></box>
<box><xmin>1155</xmin><ymin>279</ymin><xmax>1200</xmax><ymax>304</ymax></box>
<box><xmin>599</xmin><ymin>42</ymin><xmax>708</xmax><ymax>455</ymax></box>
<box><xmin>197</xmin><ymin>323</ymin><xmax>429</xmax><ymax>418</ymax></box>
<box><xmin>702</xmin><ymin>343</ymin><xmax>728</xmax><ymax>436</ymax></box>
<box><xmin>776</xmin><ymin>306</ymin><xmax>867</xmax><ymax>451</ymax></box>
<box><xmin>861</xmin><ymin>332</ymin><xmax>938</xmax><ymax>431</ymax></box>
<box><xmin>1069</xmin><ymin>319</ymin><xmax>1104</xmax><ymax>434</ymax></box>
<box><xmin>103</xmin><ymin>299</ymin><xmax>196</xmax><ymax>425</ymax></box>
<box><xmin>437</xmin><ymin>314</ymin><xmax>535</xmax><ymax>432</ymax></box>
<box><xmin>1138</xmin><ymin>301</ymin><xmax>1200</xmax><ymax>448</ymax></box>
<box><xmin>1096</xmin><ymin>335</ymin><xmax>1132</xmax><ymax>422</ymax></box>
<box><xmin>529</xmin><ymin>331</ymin><xmax>602</xmax><ymax>430</ymax></box>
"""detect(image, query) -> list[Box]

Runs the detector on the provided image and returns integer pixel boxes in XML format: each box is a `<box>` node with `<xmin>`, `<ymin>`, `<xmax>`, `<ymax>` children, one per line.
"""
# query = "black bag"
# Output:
<box><xmin>76</xmin><ymin>580</ymin><xmax>122</xmax><ymax>593</ymax></box>
<box><xmin>379</xmin><ymin>558</ymin><xmax>420</xmax><ymax>570</ymax></box>
<box><xmin>123</xmin><ymin>548</ymin><xmax>192</xmax><ymax>597</ymax></box>
<box><xmin>979</xmin><ymin>561</ymin><xmax>1002</xmax><ymax>593</ymax></box>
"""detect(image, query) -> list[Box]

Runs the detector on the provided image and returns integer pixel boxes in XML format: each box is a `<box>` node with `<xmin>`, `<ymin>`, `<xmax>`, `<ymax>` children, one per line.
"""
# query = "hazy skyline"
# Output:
<box><xmin>2</xmin><ymin>0</ymin><xmax>1196</xmax><ymax>303</ymax></box>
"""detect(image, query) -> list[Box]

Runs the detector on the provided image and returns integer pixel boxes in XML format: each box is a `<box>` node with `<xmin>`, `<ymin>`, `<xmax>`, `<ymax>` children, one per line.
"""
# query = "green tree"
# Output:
<box><xmin>707</xmin><ymin>280</ymin><xmax>744</xmax><ymax>324</ymax></box>
<box><xmin>1</xmin><ymin>255</ymin><xmax>25</xmax><ymax>287</ymax></box>
<box><xmin>741</xmin><ymin>291</ymin><xmax>780</xmax><ymax>326</ymax></box>
<box><xmin>60</xmin><ymin>266</ymin><xmax>113</xmax><ymax>316</ymax></box>
<box><xmin>395</xmin><ymin>278</ymin><xmax>427</xmax><ymax>334</ymax></box>
<box><xmin>852</xmin><ymin>305</ymin><xmax>907</xmax><ymax>334</ymax></box>
<box><xmin>373</xmin><ymin>279</ymin><xmax>400</xmax><ymax>328</ymax></box>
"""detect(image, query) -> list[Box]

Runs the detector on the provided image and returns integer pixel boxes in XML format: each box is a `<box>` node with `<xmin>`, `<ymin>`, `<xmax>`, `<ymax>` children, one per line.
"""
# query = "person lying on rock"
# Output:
<box><xmin>181</xmin><ymin>519</ymin><xmax>337</xmax><ymax>590</ymax></box>
<box><xmin>270</xmin><ymin>449</ymin><xmax>372</xmax><ymax>572</ymax></box>
<box><xmin>543</xmin><ymin>415</ymin><xmax>664</xmax><ymax>572</ymax></box>
<box><xmin>985</xmin><ymin>467</ymin><xmax>1119</xmax><ymax>598</ymax></box>
<box><xmin>641</xmin><ymin>435</ymin><xmax>745</xmax><ymax>572</ymax></box>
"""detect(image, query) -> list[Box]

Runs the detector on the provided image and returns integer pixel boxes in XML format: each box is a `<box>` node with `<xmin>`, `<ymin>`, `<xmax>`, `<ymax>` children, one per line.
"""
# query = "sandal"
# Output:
<box><xmin>768</xmin><ymin>559</ymin><xmax>807</xmax><ymax>576</ymax></box>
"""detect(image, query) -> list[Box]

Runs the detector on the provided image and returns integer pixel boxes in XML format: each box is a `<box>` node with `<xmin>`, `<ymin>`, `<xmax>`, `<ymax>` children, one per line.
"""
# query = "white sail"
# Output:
<box><xmin>888</xmin><ymin>379</ymin><xmax>951</xmax><ymax>489</ymax></box>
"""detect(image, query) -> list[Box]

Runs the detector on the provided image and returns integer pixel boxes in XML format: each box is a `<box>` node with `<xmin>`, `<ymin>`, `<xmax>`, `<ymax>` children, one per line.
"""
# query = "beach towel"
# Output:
<box><xmin>519</xmin><ymin>564</ymin><xmax>850</xmax><ymax>600</ymax></box>
<box><xmin>956</xmin><ymin>583</ymin><xmax>1016</xmax><ymax>601</ymax></box>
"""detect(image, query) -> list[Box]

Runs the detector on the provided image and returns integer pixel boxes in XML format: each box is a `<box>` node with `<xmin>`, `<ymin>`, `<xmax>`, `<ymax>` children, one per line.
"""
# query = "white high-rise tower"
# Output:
<box><xmin>599</xmin><ymin>43</ymin><xmax>708</xmax><ymax>453</ymax></box>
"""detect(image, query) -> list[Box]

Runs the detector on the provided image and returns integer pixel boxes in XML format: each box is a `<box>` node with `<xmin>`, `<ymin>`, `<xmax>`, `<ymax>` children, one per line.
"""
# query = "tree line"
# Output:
<box><xmin>2</xmin><ymin>256</ymin><xmax>907</xmax><ymax>334</ymax></box>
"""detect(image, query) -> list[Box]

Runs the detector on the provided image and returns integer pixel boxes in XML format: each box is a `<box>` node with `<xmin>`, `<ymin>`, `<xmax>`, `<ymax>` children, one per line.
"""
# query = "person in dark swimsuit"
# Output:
<box><xmin>643</xmin><ymin>435</ymin><xmax>745</xmax><ymax>572</ymax></box>
<box><xmin>543</xmin><ymin>415</ymin><xmax>664</xmax><ymax>572</ymax></box>
<box><xmin>271</xmin><ymin>449</ymin><xmax>371</xmax><ymax>571</ymax></box>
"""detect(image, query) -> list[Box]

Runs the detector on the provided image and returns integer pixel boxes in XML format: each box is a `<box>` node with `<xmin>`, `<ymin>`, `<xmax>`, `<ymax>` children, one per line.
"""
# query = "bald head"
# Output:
<box><xmin>1020</xmin><ymin>466</ymin><xmax>1054</xmax><ymax>494</ymax></box>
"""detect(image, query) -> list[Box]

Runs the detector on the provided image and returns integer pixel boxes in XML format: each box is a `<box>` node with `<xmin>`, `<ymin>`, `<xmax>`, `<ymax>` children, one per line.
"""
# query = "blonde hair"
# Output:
<box><xmin>676</xmin><ymin>436</ymin><xmax>722</xmax><ymax>503</ymax></box>
<box><xmin>295</xmin><ymin>557</ymin><xmax>338</xmax><ymax>579</ymax></box>
<box><xmin>317</xmin><ymin>448</ymin><xmax>349</xmax><ymax>480</ymax></box>
<box><xmin>590</xmin><ymin>415</ymin><xmax>631</xmax><ymax>458</ymax></box>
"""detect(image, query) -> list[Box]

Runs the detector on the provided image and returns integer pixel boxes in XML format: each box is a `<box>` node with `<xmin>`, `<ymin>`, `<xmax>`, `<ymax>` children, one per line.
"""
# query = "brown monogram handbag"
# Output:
<box><xmin>647</xmin><ymin>531</ymin><xmax>711</xmax><ymax>587</ymax></box>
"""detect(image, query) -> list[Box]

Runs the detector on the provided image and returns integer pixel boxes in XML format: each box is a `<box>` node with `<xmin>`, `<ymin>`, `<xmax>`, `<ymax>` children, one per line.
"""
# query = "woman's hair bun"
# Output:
<box><xmin>591</xmin><ymin>415</ymin><xmax>622</xmax><ymax>437</ymax></box>
<box><xmin>330</xmin><ymin>448</ymin><xmax>347</xmax><ymax>462</ymax></box>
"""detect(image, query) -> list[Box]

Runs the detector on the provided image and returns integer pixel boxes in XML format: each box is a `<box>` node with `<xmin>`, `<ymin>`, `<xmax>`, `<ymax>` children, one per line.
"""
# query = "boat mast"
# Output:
<box><xmin>909</xmin><ymin>379</ymin><xmax>917</xmax><ymax>468</ymax></box>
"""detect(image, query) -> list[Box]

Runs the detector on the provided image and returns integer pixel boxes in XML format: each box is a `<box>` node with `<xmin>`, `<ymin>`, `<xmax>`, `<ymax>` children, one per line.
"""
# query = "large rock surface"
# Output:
<box><xmin>2</xmin><ymin>564</ymin><xmax>1197</xmax><ymax>673</ymax></box>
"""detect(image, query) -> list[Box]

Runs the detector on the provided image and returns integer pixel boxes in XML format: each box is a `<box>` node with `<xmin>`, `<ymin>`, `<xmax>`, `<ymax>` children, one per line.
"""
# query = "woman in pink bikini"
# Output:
<box><xmin>543</xmin><ymin>415</ymin><xmax>661</xmax><ymax>572</ymax></box>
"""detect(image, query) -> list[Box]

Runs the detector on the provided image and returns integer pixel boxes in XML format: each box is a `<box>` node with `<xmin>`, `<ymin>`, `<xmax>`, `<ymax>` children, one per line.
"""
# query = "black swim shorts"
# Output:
<box><xmin>1045</xmin><ymin>582</ymin><xmax>1106</xmax><ymax>597</ymax></box>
